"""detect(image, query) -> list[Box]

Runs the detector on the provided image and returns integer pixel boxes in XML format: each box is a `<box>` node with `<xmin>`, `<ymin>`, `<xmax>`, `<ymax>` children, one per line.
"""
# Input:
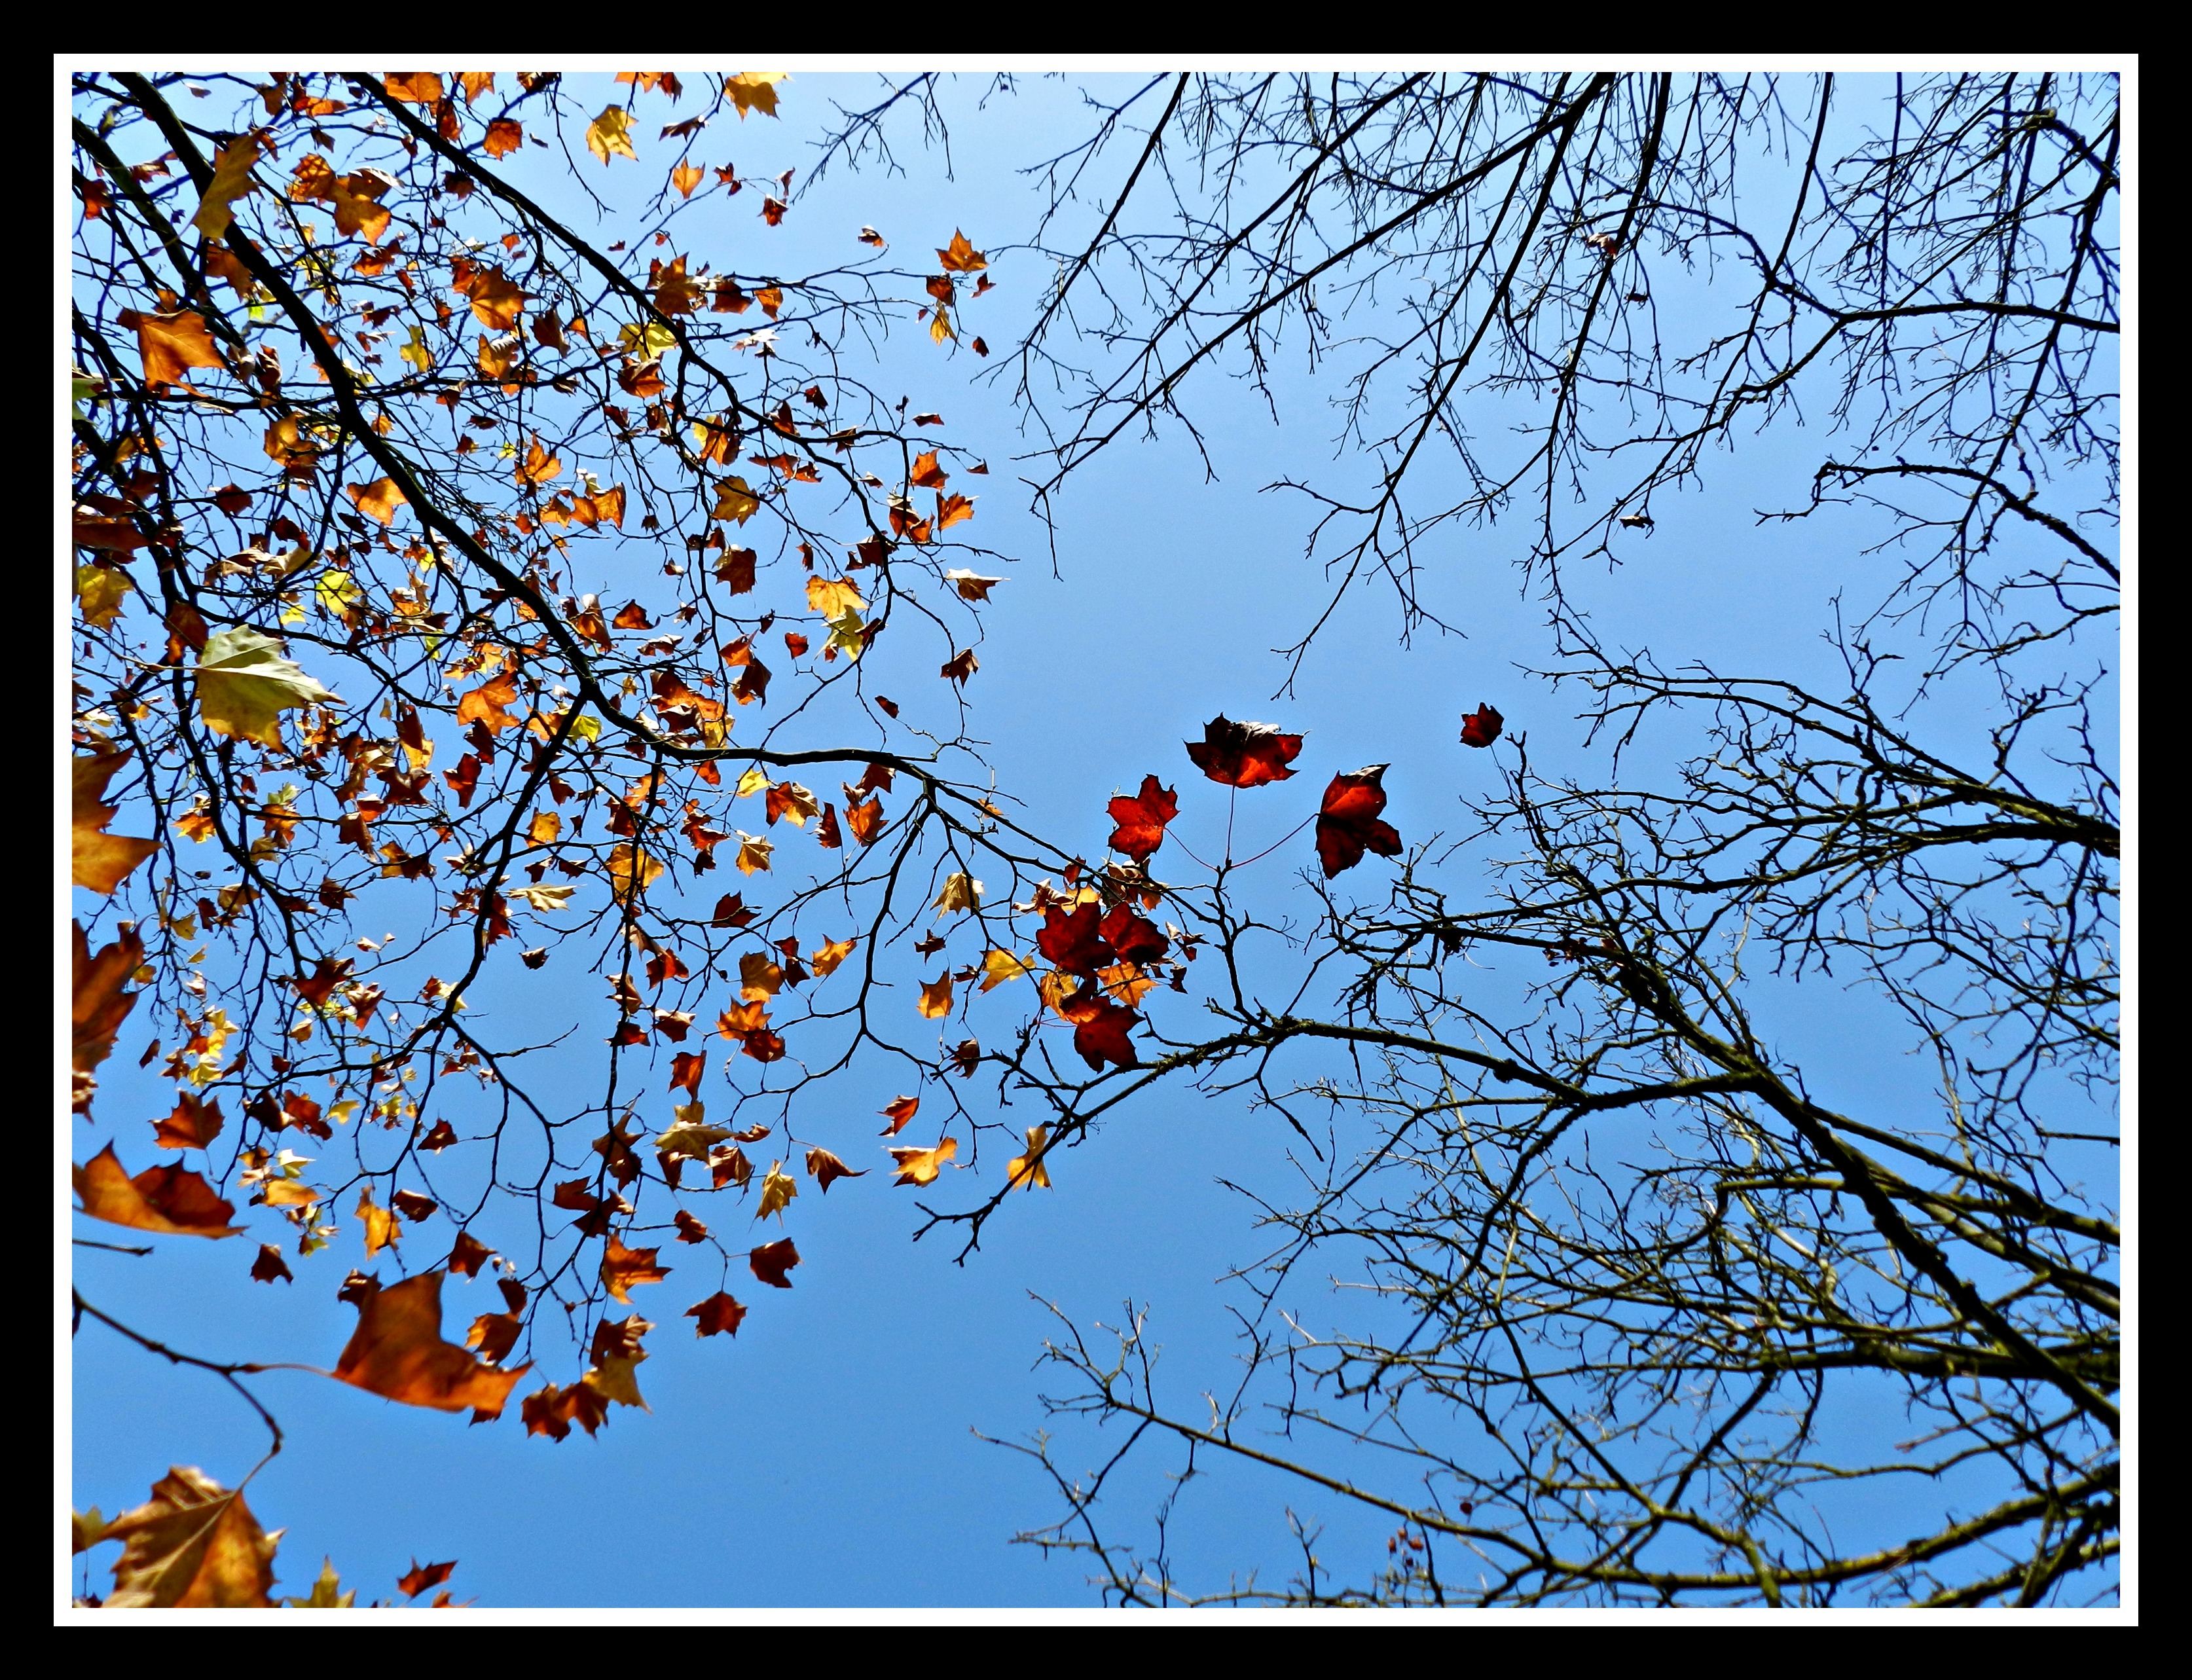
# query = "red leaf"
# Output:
<box><xmin>1314</xmin><ymin>764</ymin><xmax>1405</xmax><ymax>877</ymax></box>
<box><xmin>1071</xmin><ymin>1000</ymin><xmax>1139</xmax><ymax>1070</ymax></box>
<box><xmin>1099</xmin><ymin>904</ymin><xmax>1169</xmax><ymax>965</ymax></box>
<box><xmin>1037</xmin><ymin>902</ymin><xmax>1113</xmax><ymax>977</ymax></box>
<box><xmin>686</xmin><ymin>1291</ymin><xmax>748</xmax><ymax>1336</ymax></box>
<box><xmin>1106</xmin><ymin>775</ymin><xmax>1178</xmax><ymax>862</ymax></box>
<box><xmin>399</xmin><ymin>1560</ymin><xmax>456</xmax><ymax>1599</ymax></box>
<box><xmin>1185</xmin><ymin>715</ymin><xmax>1302</xmax><ymax>788</ymax></box>
<box><xmin>1460</xmin><ymin>703</ymin><xmax>1505</xmax><ymax>749</ymax></box>
<box><xmin>748</xmin><ymin>1237</ymin><xmax>800</xmax><ymax>1288</ymax></box>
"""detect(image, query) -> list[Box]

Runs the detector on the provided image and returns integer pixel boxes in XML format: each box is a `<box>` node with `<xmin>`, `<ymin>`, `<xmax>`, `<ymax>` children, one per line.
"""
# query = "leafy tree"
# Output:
<box><xmin>68</xmin><ymin>69</ymin><xmax>2119</xmax><ymax>1610</ymax></box>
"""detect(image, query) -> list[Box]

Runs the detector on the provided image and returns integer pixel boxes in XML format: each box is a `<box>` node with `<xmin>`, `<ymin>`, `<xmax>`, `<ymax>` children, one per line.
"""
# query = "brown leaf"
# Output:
<box><xmin>73</xmin><ymin>754</ymin><xmax>157</xmax><ymax>894</ymax></box>
<box><xmin>100</xmin><ymin>1466</ymin><xmax>278</xmax><ymax>1607</ymax></box>
<box><xmin>600</xmin><ymin>1233</ymin><xmax>670</xmax><ymax>1302</ymax></box>
<box><xmin>398</xmin><ymin>1559</ymin><xmax>457</xmax><ymax>1599</ymax></box>
<box><xmin>748</xmin><ymin>1237</ymin><xmax>800</xmax><ymax>1288</ymax></box>
<box><xmin>686</xmin><ymin>1290</ymin><xmax>748</xmax><ymax>1336</ymax></box>
<box><xmin>805</xmin><ymin>1146</ymin><xmax>865</xmax><ymax>1192</ymax></box>
<box><xmin>447</xmin><ymin>1230</ymin><xmax>492</xmax><ymax>1277</ymax></box>
<box><xmin>332</xmin><ymin>1271</ymin><xmax>529</xmax><ymax>1415</ymax></box>
<box><xmin>73</xmin><ymin>1144</ymin><xmax>240</xmax><ymax>1237</ymax></box>
<box><xmin>250</xmin><ymin>1243</ymin><xmax>293</xmax><ymax>1284</ymax></box>
<box><xmin>152</xmin><ymin>1091</ymin><xmax>224</xmax><ymax>1152</ymax></box>
<box><xmin>879</xmin><ymin>1095</ymin><xmax>921</xmax><ymax>1136</ymax></box>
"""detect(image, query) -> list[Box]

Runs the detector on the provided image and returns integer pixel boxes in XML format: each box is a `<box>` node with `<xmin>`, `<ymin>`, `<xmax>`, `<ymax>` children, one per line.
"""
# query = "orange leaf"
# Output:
<box><xmin>600</xmin><ymin>1233</ymin><xmax>670</xmax><ymax>1302</ymax></box>
<box><xmin>333</xmin><ymin>1271</ymin><xmax>528</xmax><ymax>1414</ymax></box>
<box><xmin>72</xmin><ymin>752</ymin><xmax>156</xmax><ymax>894</ymax></box>
<box><xmin>100</xmin><ymin>1467</ymin><xmax>278</xmax><ymax>1607</ymax></box>
<box><xmin>343</xmin><ymin>477</ymin><xmax>407</xmax><ymax>526</ymax></box>
<box><xmin>888</xmin><ymin>1136</ymin><xmax>959</xmax><ymax>1186</ymax></box>
<box><xmin>73</xmin><ymin>1143</ymin><xmax>240</xmax><ymax>1237</ymax></box>
<box><xmin>936</xmin><ymin>229</ymin><xmax>987</xmax><ymax>272</ymax></box>
<box><xmin>879</xmin><ymin>1095</ymin><xmax>921</xmax><ymax>1136</ymax></box>
<box><xmin>805</xmin><ymin>1146</ymin><xmax>865</xmax><ymax>1192</ymax></box>
<box><xmin>117</xmin><ymin>308</ymin><xmax>223</xmax><ymax>391</ymax></box>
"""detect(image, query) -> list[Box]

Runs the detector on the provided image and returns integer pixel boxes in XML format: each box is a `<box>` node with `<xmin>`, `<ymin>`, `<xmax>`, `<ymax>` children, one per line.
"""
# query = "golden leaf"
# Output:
<box><xmin>333</xmin><ymin>1271</ymin><xmax>529</xmax><ymax>1414</ymax></box>
<box><xmin>887</xmin><ymin>1135</ymin><xmax>959</xmax><ymax>1186</ymax></box>
<box><xmin>100</xmin><ymin>1467</ymin><xmax>277</xmax><ymax>1607</ymax></box>
<box><xmin>72</xmin><ymin>752</ymin><xmax>156</xmax><ymax>894</ymax></box>
<box><xmin>606</xmin><ymin>843</ymin><xmax>665</xmax><ymax>905</ymax></box>
<box><xmin>979</xmin><ymin>949</ymin><xmax>1033</xmax><ymax>993</ymax></box>
<box><xmin>934</xmin><ymin>872</ymin><xmax>982</xmax><ymax>915</ymax></box>
<box><xmin>190</xmin><ymin>135</ymin><xmax>261</xmax><ymax>242</ymax></box>
<box><xmin>805</xmin><ymin>576</ymin><xmax>866</xmax><ymax>619</ymax></box>
<box><xmin>917</xmin><ymin>973</ymin><xmax>955</xmax><ymax>1019</ymax></box>
<box><xmin>735</xmin><ymin>831</ymin><xmax>773</xmax><ymax>875</ymax></box>
<box><xmin>586</xmin><ymin>105</ymin><xmax>640</xmax><ymax>165</ymax></box>
<box><xmin>756</xmin><ymin>1161</ymin><xmax>798</xmax><ymax>1220</ymax></box>
<box><xmin>726</xmin><ymin>71</ymin><xmax>787</xmax><ymax>119</ymax></box>
<box><xmin>1006</xmin><ymin>1124</ymin><xmax>1052</xmax><ymax>1192</ymax></box>
<box><xmin>343</xmin><ymin>477</ymin><xmax>407</xmax><ymax>526</ymax></box>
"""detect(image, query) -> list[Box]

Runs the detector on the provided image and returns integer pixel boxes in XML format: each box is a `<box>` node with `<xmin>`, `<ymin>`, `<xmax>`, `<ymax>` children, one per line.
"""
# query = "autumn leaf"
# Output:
<box><xmin>153</xmin><ymin>1090</ymin><xmax>224</xmax><ymax>1151</ymax></box>
<box><xmin>194</xmin><ymin>627</ymin><xmax>340</xmax><ymax>750</ymax></box>
<box><xmin>714</xmin><ymin>476</ymin><xmax>760</xmax><ymax>523</ymax></box>
<box><xmin>398</xmin><ymin>1560</ymin><xmax>457</xmax><ymax>1599</ymax></box>
<box><xmin>934</xmin><ymin>872</ymin><xmax>982</xmax><ymax>915</ymax></box>
<box><xmin>1071</xmin><ymin>998</ymin><xmax>1140</xmax><ymax>1070</ymax></box>
<box><xmin>464</xmin><ymin>269</ymin><xmax>527</xmax><ymax>331</ymax></box>
<box><xmin>73</xmin><ymin>921</ymin><xmax>142</xmax><ymax>1086</ymax></box>
<box><xmin>74</xmin><ymin>1144</ymin><xmax>240</xmax><ymax>1237</ymax></box>
<box><xmin>806</xmin><ymin>575</ymin><xmax>866</xmax><ymax>619</ymax></box>
<box><xmin>1315</xmin><ymin>764</ymin><xmax>1405</xmax><ymax>877</ymax></box>
<box><xmin>1186</xmin><ymin>715</ymin><xmax>1303</xmax><ymax>788</ymax></box>
<box><xmin>587</xmin><ymin>105</ymin><xmax>640</xmax><ymax>165</ymax></box>
<box><xmin>72</xmin><ymin>752</ymin><xmax>156</xmax><ymax>894</ymax></box>
<box><xmin>1101</xmin><ymin>905</ymin><xmax>1168</xmax><ymax>965</ymax></box>
<box><xmin>917</xmin><ymin>974</ymin><xmax>956</xmax><ymax>1019</ymax></box>
<box><xmin>1461</xmin><ymin>702</ymin><xmax>1506</xmax><ymax>748</ymax></box>
<box><xmin>1107</xmin><ymin>774</ymin><xmax>1178</xmax><ymax>863</ymax></box>
<box><xmin>888</xmin><ymin>1136</ymin><xmax>959</xmax><ymax>1186</ymax></box>
<box><xmin>117</xmin><ymin>308</ymin><xmax>224</xmax><ymax>391</ymax></box>
<box><xmin>384</xmin><ymin>71</ymin><xmax>445</xmax><ymax>103</ymax></box>
<box><xmin>357</xmin><ymin>1188</ymin><xmax>401</xmax><ymax>1256</ymax></box>
<box><xmin>606</xmin><ymin>843</ymin><xmax>664</xmax><ymax>905</ymax></box>
<box><xmin>764</xmin><ymin>780</ymin><xmax>820</xmax><ymax>827</ymax></box>
<box><xmin>482</xmin><ymin>118</ymin><xmax>523</xmax><ymax>158</ymax></box>
<box><xmin>456</xmin><ymin>668</ymin><xmax>521</xmax><ymax>734</ymax></box>
<box><xmin>937</xmin><ymin>229</ymin><xmax>988</xmax><ymax>272</ymax></box>
<box><xmin>672</xmin><ymin>161</ymin><xmax>704</xmax><ymax>198</ymax></box>
<box><xmin>686</xmin><ymin>1291</ymin><xmax>748</xmax><ymax>1336</ymax></box>
<box><xmin>979</xmin><ymin>948</ymin><xmax>1034</xmax><ymax>992</ymax></box>
<box><xmin>945</xmin><ymin>568</ymin><xmax>1002</xmax><ymax>601</ymax></box>
<box><xmin>738</xmin><ymin>952</ymin><xmax>784</xmax><ymax>1000</ymax></box>
<box><xmin>333</xmin><ymin>1271</ymin><xmax>528</xmax><ymax>1415</ymax></box>
<box><xmin>191</xmin><ymin>134</ymin><xmax>261</xmax><ymax>241</ymax></box>
<box><xmin>516</xmin><ymin>434</ymin><xmax>562</xmax><ymax>486</ymax></box>
<box><xmin>735</xmin><ymin>831</ymin><xmax>774</xmax><ymax>874</ymax></box>
<box><xmin>748</xmin><ymin>1237</ymin><xmax>800</xmax><ymax>1287</ymax></box>
<box><xmin>1005</xmin><ymin>1125</ymin><xmax>1052</xmax><ymax>1192</ymax></box>
<box><xmin>1038</xmin><ymin>902</ymin><xmax>1113</xmax><ymax>977</ymax></box>
<box><xmin>879</xmin><ymin>1095</ymin><xmax>921</xmax><ymax>1136</ymax></box>
<box><xmin>600</xmin><ymin>1235</ymin><xmax>670</xmax><ymax>1302</ymax></box>
<box><xmin>940</xmin><ymin>649</ymin><xmax>979</xmax><ymax>684</ymax></box>
<box><xmin>936</xmin><ymin>494</ymin><xmax>976</xmax><ymax>531</ymax></box>
<box><xmin>805</xmin><ymin>1146</ymin><xmax>864</xmax><ymax>1192</ymax></box>
<box><xmin>100</xmin><ymin>1467</ymin><xmax>278</xmax><ymax>1607</ymax></box>
<box><xmin>756</xmin><ymin>1161</ymin><xmax>799</xmax><ymax>1220</ymax></box>
<box><xmin>507</xmin><ymin>883</ymin><xmax>574</xmax><ymax>915</ymax></box>
<box><xmin>727</xmin><ymin>71</ymin><xmax>787</xmax><ymax>119</ymax></box>
<box><xmin>344</xmin><ymin>477</ymin><xmax>407</xmax><ymax>526</ymax></box>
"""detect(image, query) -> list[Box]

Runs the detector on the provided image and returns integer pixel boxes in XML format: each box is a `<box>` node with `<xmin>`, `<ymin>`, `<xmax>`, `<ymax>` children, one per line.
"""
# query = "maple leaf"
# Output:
<box><xmin>1106</xmin><ymin>775</ymin><xmax>1179</xmax><ymax>863</ymax></box>
<box><xmin>918</xmin><ymin>974</ymin><xmax>955</xmax><ymax>1019</ymax></box>
<box><xmin>888</xmin><ymin>1136</ymin><xmax>959</xmax><ymax>1186</ymax></box>
<box><xmin>191</xmin><ymin>134</ymin><xmax>261</xmax><ymax>241</ymax></box>
<box><xmin>516</xmin><ymin>434</ymin><xmax>562</xmax><ymax>486</ymax></box>
<box><xmin>333</xmin><ymin>1271</ymin><xmax>529</xmax><ymax>1415</ymax></box>
<box><xmin>508</xmin><ymin>883</ymin><xmax>574</xmax><ymax>915</ymax></box>
<box><xmin>1100</xmin><ymin>904</ymin><xmax>1169</xmax><ymax>964</ymax></box>
<box><xmin>735</xmin><ymin>831</ymin><xmax>773</xmax><ymax>874</ymax></box>
<box><xmin>194</xmin><ymin>627</ymin><xmax>340</xmax><ymax>749</ymax></box>
<box><xmin>805</xmin><ymin>1146</ymin><xmax>864</xmax><ymax>1192</ymax></box>
<box><xmin>1315</xmin><ymin>764</ymin><xmax>1406</xmax><ymax>877</ymax></box>
<box><xmin>483</xmin><ymin>118</ymin><xmax>523</xmax><ymax>158</ymax></box>
<box><xmin>153</xmin><ymin>1090</ymin><xmax>223</xmax><ymax>1151</ymax></box>
<box><xmin>1461</xmin><ymin>703</ymin><xmax>1506</xmax><ymax>748</ymax></box>
<box><xmin>600</xmin><ymin>1234</ymin><xmax>671</xmax><ymax>1303</ymax></box>
<box><xmin>117</xmin><ymin>308</ymin><xmax>224</xmax><ymax>391</ymax></box>
<box><xmin>100</xmin><ymin>1467</ymin><xmax>278</xmax><ymax>1607</ymax></box>
<box><xmin>936</xmin><ymin>494</ymin><xmax>976</xmax><ymax>531</ymax></box>
<box><xmin>940</xmin><ymin>649</ymin><xmax>979</xmax><ymax>684</ymax></box>
<box><xmin>1072</xmin><ymin>998</ymin><xmax>1141</xmax><ymax>1070</ymax></box>
<box><xmin>979</xmin><ymin>948</ymin><xmax>1034</xmax><ymax>992</ymax></box>
<box><xmin>934</xmin><ymin>872</ymin><xmax>982</xmax><ymax>915</ymax></box>
<box><xmin>657</xmin><ymin>1112</ymin><xmax>732</xmax><ymax>1161</ymax></box>
<box><xmin>748</xmin><ymin>1237</ymin><xmax>800</xmax><ymax>1287</ymax></box>
<box><xmin>1186</xmin><ymin>715</ymin><xmax>1303</xmax><ymax>788</ymax></box>
<box><xmin>714</xmin><ymin>475</ymin><xmax>760</xmax><ymax>523</ymax></box>
<box><xmin>606</xmin><ymin>843</ymin><xmax>664</xmax><ymax>905</ymax></box>
<box><xmin>879</xmin><ymin>1095</ymin><xmax>921</xmax><ymax>1136</ymax></box>
<box><xmin>344</xmin><ymin>477</ymin><xmax>407</xmax><ymax>526</ymax></box>
<box><xmin>384</xmin><ymin>71</ymin><xmax>445</xmax><ymax>103</ymax></box>
<box><xmin>447</xmin><ymin>1230</ymin><xmax>493</xmax><ymax>1276</ymax></box>
<box><xmin>74</xmin><ymin>1144</ymin><xmax>240</xmax><ymax>1237</ymax></box>
<box><xmin>686</xmin><ymin>1292</ymin><xmax>748</xmax><ymax>1336</ymax></box>
<box><xmin>945</xmin><ymin>568</ymin><xmax>1002</xmax><ymax>601</ymax></box>
<box><xmin>398</xmin><ymin>1560</ymin><xmax>457</xmax><ymax>1599</ymax></box>
<box><xmin>282</xmin><ymin>1557</ymin><xmax>357</xmax><ymax>1609</ymax></box>
<box><xmin>357</xmin><ymin>1188</ymin><xmax>401</xmax><ymax>1256</ymax></box>
<box><xmin>72</xmin><ymin>752</ymin><xmax>156</xmax><ymax>894</ymax></box>
<box><xmin>755</xmin><ymin>1160</ymin><xmax>800</xmax><ymax>1221</ymax></box>
<box><xmin>1038</xmin><ymin>902</ymin><xmax>1114</xmax><ymax>977</ymax></box>
<box><xmin>251</xmin><ymin>1242</ymin><xmax>293</xmax><ymax>1283</ymax></box>
<box><xmin>1006</xmin><ymin>1125</ymin><xmax>1052</xmax><ymax>1192</ymax></box>
<box><xmin>765</xmin><ymin>780</ymin><xmax>820</xmax><ymax>827</ymax></box>
<box><xmin>807</xmin><ymin>575</ymin><xmax>866</xmax><ymax>619</ymax></box>
<box><xmin>937</xmin><ymin>229</ymin><xmax>988</xmax><ymax>272</ymax></box>
<box><xmin>727</xmin><ymin>71</ymin><xmax>787</xmax><ymax>119</ymax></box>
<box><xmin>464</xmin><ymin>269</ymin><xmax>527</xmax><ymax>331</ymax></box>
<box><xmin>587</xmin><ymin>105</ymin><xmax>640</xmax><ymax>165</ymax></box>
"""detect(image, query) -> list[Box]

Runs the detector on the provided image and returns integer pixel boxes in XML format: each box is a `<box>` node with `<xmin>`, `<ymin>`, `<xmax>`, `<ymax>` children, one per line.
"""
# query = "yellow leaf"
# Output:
<box><xmin>1006</xmin><ymin>1125</ymin><xmax>1052</xmax><ymax>1192</ymax></box>
<box><xmin>823</xmin><ymin>607</ymin><xmax>866</xmax><ymax>662</ymax></box>
<box><xmin>191</xmin><ymin>135</ymin><xmax>261</xmax><ymax>242</ymax></box>
<box><xmin>583</xmin><ymin>1350</ymin><xmax>650</xmax><ymax>1410</ymax></box>
<box><xmin>756</xmin><ymin>1160</ymin><xmax>798</xmax><ymax>1220</ymax></box>
<box><xmin>979</xmin><ymin>949</ymin><xmax>1032</xmax><ymax>993</ymax></box>
<box><xmin>399</xmin><ymin>325</ymin><xmax>433</xmax><ymax>375</ymax></box>
<box><xmin>344</xmin><ymin>478</ymin><xmax>407</xmax><ymax>526</ymax></box>
<box><xmin>672</xmin><ymin>162</ymin><xmax>703</xmax><ymax>198</ymax></box>
<box><xmin>929</xmin><ymin>307</ymin><xmax>953</xmax><ymax>345</ymax></box>
<box><xmin>739</xmin><ymin>951</ymin><xmax>785</xmax><ymax>1000</ymax></box>
<box><xmin>735</xmin><ymin>831</ymin><xmax>773</xmax><ymax>874</ymax></box>
<box><xmin>917</xmin><ymin>973</ymin><xmax>955</xmax><ymax>1019</ymax></box>
<box><xmin>735</xmin><ymin>767</ymin><xmax>770</xmax><ymax>798</ymax></box>
<box><xmin>72</xmin><ymin>753</ymin><xmax>156</xmax><ymax>894</ymax></box>
<box><xmin>316</xmin><ymin>569</ymin><xmax>361</xmax><ymax>617</ymax></box>
<box><xmin>811</xmin><ymin>935</ymin><xmax>856</xmax><ymax>977</ymax></box>
<box><xmin>713</xmin><ymin>475</ymin><xmax>759</xmax><ymax>524</ymax></box>
<box><xmin>727</xmin><ymin>71</ymin><xmax>787</xmax><ymax>119</ymax></box>
<box><xmin>806</xmin><ymin>576</ymin><xmax>866</xmax><ymax>619</ymax></box>
<box><xmin>586</xmin><ymin>105</ymin><xmax>640</xmax><ymax>165</ymax></box>
<box><xmin>528</xmin><ymin>810</ymin><xmax>561</xmax><ymax>845</ymax></box>
<box><xmin>934</xmin><ymin>872</ymin><xmax>982</xmax><ymax>916</ymax></box>
<box><xmin>194</xmin><ymin>626</ymin><xmax>340</xmax><ymax>750</ymax></box>
<box><xmin>100</xmin><ymin>1467</ymin><xmax>278</xmax><ymax>1607</ymax></box>
<box><xmin>357</xmin><ymin>1188</ymin><xmax>401</xmax><ymax>1256</ymax></box>
<box><xmin>605</xmin><ymin>843</ymin><xmax>664</xmax><ymax>905</ymax></box>
<box><xmin>75</xmin><ymin>564</ymin><xmax>132</xmax><ymax>629</ymax></box>
<box><xmin>888</xmin><ymin>1135</ymin><xmax>958</xmax><ymax>1186</ymax></box>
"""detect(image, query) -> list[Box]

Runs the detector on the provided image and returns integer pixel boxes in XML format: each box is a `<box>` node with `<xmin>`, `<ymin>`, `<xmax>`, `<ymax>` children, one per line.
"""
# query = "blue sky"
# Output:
<box><xmin>69</xmin><ymin>69</ymin><xmax>2119</xmax><ymax>1609</ymax></box>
